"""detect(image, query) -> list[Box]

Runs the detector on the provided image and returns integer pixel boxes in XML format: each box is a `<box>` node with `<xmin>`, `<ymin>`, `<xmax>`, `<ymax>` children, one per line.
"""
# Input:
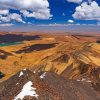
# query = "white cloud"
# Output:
<box><xmin>0</xmin><ymin>0</ymin><xmax>49</xmax><ymax>10</ymax></box>
<box><xmin>9</xmin><ymin>13</ymin><xmax>25</xmax><ymax>23</ymax></box>
<box><xmin>68</xmin><ymin>19</ymin><xmax>74</xmax><ymax>23</ymax></box>
<box><xmin>0</xmin><ymin>16</ymin><xmax>10</xmax><ymax>22</ymax></box>
<box><xmin>67</xmin><ymin>0</ymin><xmax>82</xmax><ymax>3</ymax></box>
<box><xmin>75</xmin><ymin>23</ymin><xmax>81</xmax><ymax>25</ymax></box>
<box><xmin>73</xmin><ymin>1</ymin><xmax>100</xmax><ymax>20</ymax></box>
<box><xmin>20</xmin><ymin>9</ymin><xmax>52</xmax><ymax>20</ymax></box>
<box><xmin>28</xmin><ymin>22</ymin><xmax>32</xmax><ymax>24</ymax></box>
<box><xmin>97</xmin><ymin>23</ymin><xmax>100</xmax><ymax>26</ymax></box>
<box><xmin>0</xmin><ymin>23</ymin><xmax>14</xmax><ymax>27</ymax></box>
<box><xmin>62</xmin><ymin>13</ymin><xmax>66</xmax><ymax>16</ymax></box>
<box><xmin>0</xmin><ymin>9</ymin><xmax>9</xmax><ymax>15</ymax></box>
<box><xmin>0</xmin><ymin>13</ymin><xmax>25</xmax><ymax>23</ymax></box>
<box><xmin>0</xmin><ymin>0</ymin><xmax>52</xmax><ymax>20</ymax></box>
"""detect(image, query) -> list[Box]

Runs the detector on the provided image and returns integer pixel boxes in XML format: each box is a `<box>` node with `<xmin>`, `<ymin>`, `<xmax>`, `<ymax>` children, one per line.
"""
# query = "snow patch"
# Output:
<box><xmin>77</xmin><ymin>78</ymin><xmax>92</xmax><ymax>83</ymax></box>
<box><xmin>77</xmin><ymin>79</ymin><xmax>81</xmax><ymax>82</ymax></box>
<box><xmin>14</xmin><ymin>81</ymin><xmax>38</xmax><ymax>100</ymax></box>
<box><xmin>16</xmin><ymin>83</ymin><xmax>19</xmax><ymax>85</ymax></box>
<box><xmin>23</xmin><ymin>68</ymin><xmax>26</xmax><ymax>71</ymax></box>
<box><xmin>86</xmin><ymin>80</ymin><xmax>91</xmax><ymax>83</ymax></box>
<box><xmin>81</xmin><ymin>78</ymin><xmax>86</xmax><ymax>81</ymax></box>
<box><xmin>33</xmin><ymin>71</ymin><xmax>36</xmax><ymax>74</ymax></box>
<box><xmin>19</xmin><ymin>71</ymin><xmax>24</xmax><ymax>77</ymax></box>
<box><xmin>40</xmin><ymin>72</ymin><xmax>46</xmax><ymax>79</ymax></box>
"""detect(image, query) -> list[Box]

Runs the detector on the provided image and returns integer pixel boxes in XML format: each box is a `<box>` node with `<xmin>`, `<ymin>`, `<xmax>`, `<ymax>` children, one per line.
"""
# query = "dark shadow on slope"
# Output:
<box><xmin>0</xmin><ymin>49</ymin><xmax>13</xmax><ymax>59</ymax></box>
<box><xmin>91</xmin><ymin>67</ymin><xmax>100</xmax><ymax>91</ymax></box>
<box><xmin>0</xmin><ymin>34</ymin><xmax>40</xmax><ymax>44</ymax></box>
<box><xmin>79</xmin><ymin>63</ymin><xmax>89</xmax><ymax>75</ymax></box>
<box><xmin>52</xmin><ymin>54</ymin><xmax>69</xmax><ymax>63</ymax></box>
<box><xmin>0</xmin><ymin>72</ymin><xmax>5</xmax><ymax>79</ymax></box>
<box><xmin>96</xmin><ymin>40</ymin><xmax>100</xmax><ymax>44</ymax></box>
<box><xmin>15</xmin><ymin>43</ymin><xmax>57</xmax><ymax>53</ymax></box>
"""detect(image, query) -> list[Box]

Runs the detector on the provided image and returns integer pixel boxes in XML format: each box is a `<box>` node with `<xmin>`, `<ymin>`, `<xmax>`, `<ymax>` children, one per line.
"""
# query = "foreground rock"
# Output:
<box><xmin>0</xmin><ymin>69</ymin><xmax>100</xmax><ymax>100</ymax></box>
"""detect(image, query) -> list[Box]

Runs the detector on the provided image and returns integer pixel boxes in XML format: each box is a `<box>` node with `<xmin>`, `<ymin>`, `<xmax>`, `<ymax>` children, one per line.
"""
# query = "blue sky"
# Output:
<box><xmin>37</xmin><ymin>0</ymin><xmax>100</xmax><ymax>25</ymax></box>
<box><xmin>0</xmin><ymin>0</ymin><xmax>100</xmax><ymax>26</ymax></box>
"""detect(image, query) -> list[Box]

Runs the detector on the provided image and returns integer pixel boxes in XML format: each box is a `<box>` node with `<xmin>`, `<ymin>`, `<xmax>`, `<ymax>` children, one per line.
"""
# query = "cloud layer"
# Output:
<box><xmin>73</xmin><ymin>1</ymin><xmax>100</xmax><ymax>20</ymax></box>
<box><xmin>0</xmin><ymin>0</ymin><xmax>52</xmax><ymax>23</ymax></box>
<box><xmin>67</xmin><ymin>0</ymin><xmax>82</xmax><ymax>3</ymax></box>
<box><xmin>0</xmin><ymin>0</ymin><xmax>49</xmax><ymax>10</ymax></box>
<box><xmin>68</xmin><ymin>19</ymin><xmax>74</xmax><ymax>23</ymax></box>
<box><xmin>0</xmin><ymin>11</ymin><xmax>25</xmax><ymax>23</ymax></box>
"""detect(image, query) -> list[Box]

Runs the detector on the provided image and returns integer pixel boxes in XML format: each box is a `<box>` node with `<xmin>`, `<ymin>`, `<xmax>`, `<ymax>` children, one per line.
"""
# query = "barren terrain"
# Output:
<box><xmin>0</xmin><ymin>32</ymin><xmax>100</xmax><ymax>82</ymax></box>
<box><xmin>0</xmin><ymin>32</ymin><xmax>100</xmax><ymax>100</ymax></box>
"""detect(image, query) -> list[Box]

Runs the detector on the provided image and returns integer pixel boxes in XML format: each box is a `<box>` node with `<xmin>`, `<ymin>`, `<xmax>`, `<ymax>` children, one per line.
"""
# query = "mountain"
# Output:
<box><xmin>0</xmin><ymin>69</ymin><xmax>100</xmax><ymax>100</ymax></box>
<box><xmin>0</xmin><ymin>32</ymin><xmax>100</xmax><ymax>100</ymax></box>
<box><xmin>0</xmin><ymin>32</ymin><xmax>100</xmax><ymax>82</ymax></box>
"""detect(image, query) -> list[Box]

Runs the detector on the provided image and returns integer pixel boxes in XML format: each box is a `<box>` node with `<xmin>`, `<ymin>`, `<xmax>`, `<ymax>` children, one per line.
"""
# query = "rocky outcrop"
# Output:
<box><xmin>0</xmin><ymin>69</ymin><xmax>100</xmax><ymax>100</ymax></box>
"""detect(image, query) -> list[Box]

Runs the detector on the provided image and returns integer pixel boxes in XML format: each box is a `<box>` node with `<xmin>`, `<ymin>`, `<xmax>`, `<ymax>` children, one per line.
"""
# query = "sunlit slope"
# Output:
<box><xmin>0</xmin><ymin>33</ymin><xmax>100</xmax><ymax>81</ymax></box>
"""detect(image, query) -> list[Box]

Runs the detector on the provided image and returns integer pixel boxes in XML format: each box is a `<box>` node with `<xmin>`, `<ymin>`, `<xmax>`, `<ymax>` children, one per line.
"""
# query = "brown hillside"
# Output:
<box><xmin>0</xmin><ymin>32</ymin><xmax>100</xmax><ymax>83</ymax></box>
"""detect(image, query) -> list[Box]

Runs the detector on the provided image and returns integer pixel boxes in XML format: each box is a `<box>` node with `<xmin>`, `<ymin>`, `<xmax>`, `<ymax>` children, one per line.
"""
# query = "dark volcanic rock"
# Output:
<box><xmin>96</xmin><ymin>40</ymin><xmax>100</xmax><ymax>44</ymax></box>
<box><xmin>0</xmin><ymin>69</ymin><xmax>100</xmax><ymax>100</ymax></box>
<box><xmin>0</xmin><ymin>72</ymin><xmax>5</xmax><ymax>79</ymax></box>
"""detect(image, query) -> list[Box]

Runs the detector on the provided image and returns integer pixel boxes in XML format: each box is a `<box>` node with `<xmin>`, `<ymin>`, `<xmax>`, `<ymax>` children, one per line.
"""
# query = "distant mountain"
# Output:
<box><xmin>0</xmin><ymin>69</ymin><xmax>100</xmax><ymax>100</ymax></box>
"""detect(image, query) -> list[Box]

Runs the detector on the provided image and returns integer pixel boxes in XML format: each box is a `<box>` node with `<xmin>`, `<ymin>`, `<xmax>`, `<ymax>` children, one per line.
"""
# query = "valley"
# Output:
<box><xmin>0</xmin><ymin>32</ymin><xmax>99</xmax><ymax>81</ymax></box>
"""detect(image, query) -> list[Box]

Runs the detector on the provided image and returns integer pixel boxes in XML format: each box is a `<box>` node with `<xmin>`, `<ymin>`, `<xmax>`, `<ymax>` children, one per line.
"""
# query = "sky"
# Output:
<box><xmin>0</xmin><ymin>0</ymin><xmax>100</xmax><ymax>31</ymax></box>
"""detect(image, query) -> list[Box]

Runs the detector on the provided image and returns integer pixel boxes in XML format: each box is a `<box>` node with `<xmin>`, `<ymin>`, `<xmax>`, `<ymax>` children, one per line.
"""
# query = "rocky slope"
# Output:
<box><xmin>0</xmin><ymin>32</ymin><xmax>100</xmax><ymax>100</ymax></box>
<box><xmin>0</xmin><ymin>33</ymin><xmax>100</xmax><ymax>82</ymax></box>
<box><xmin>0</xmin><ymin>69</ymin><xmax>100</xmax><ymax>100</ymax></box>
